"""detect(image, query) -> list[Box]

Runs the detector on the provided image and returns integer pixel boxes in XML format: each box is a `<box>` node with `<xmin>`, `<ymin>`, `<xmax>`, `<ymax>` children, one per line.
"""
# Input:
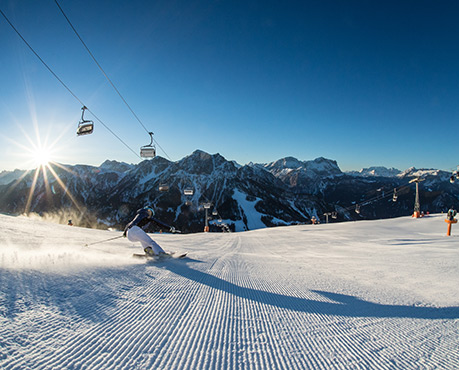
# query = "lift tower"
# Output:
<box><xmin>202</xmin><ymin>203</ymin><xmax>212</xmax><ymax>232</ymax></box>
<box><xmin>409</xmin><ymin>177</ymin><xmax>424</xmax><ymax>218</ymax></box>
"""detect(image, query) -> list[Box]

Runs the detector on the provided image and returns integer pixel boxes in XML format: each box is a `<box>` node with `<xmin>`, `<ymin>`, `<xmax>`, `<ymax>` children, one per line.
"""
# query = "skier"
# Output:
<box><xmin>447</xmin><ymin>208</ymin><xmax>457</xmax><ymax>221</ymax></box>
<box><xmin>123</xmin><ymin>205</ymin><xmax>176</xmax><ymax>256</ymax></box>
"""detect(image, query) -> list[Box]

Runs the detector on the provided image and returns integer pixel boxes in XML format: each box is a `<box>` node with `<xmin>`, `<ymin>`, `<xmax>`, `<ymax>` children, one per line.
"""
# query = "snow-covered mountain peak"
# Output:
<box><xmin>178</xmin><ymin>150</ymin><xmax>233</xmax><ymax>175</ymax></box>
<box><xmin>267</xmin><ymin>156</ymin><xmax>304</xmax><ymax>171</ymax></box>
<box><xmin>264</xmin><ymin>156</ymin><xmax>341</xmax><ymax>179</ymax></box>
<box><xmin>0</xmin><ymin>168</ymin><xmax>26</xmax><ymax>185</ymax></box>
<box><xmin>306</xmin><ymin>157</ymin><xmax>342</xmax><ymax>175</ymax></box>
<box><xmin>347</xmin><ymin>166</ymin><xmax>402</xmax><ymax>178</ymax></box>
<box><xmin>398</xmin><ymin>167</ymin><xmax>444</xmax><ymax>179</ymax></box>
<box><xmin>188</xmin><ymin>149</ymin><xmax>212</xmax><ymax>160</ymax></box>
<box><xmin>99</xmin><ymin>160</ymin><xmax>133</xmax><ymax>173</ymax></box>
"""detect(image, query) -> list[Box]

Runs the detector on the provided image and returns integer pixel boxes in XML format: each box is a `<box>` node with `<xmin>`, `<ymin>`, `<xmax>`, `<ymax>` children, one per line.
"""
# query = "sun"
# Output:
<box><xmin>34</xmin><ymin>147</ymin><xmax>52</xmax><ymax>167</ymax></box>
<box><xmin>8</xmin><ymin>127</ymin><xmax>83</xmax><ymax>216</ymax></box>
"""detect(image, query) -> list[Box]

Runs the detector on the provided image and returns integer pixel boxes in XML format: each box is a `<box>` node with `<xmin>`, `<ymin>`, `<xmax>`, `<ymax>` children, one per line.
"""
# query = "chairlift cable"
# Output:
<box><xmin>1</xmin><ymin>8</ymin><xmax>84</xmax><ymax>107</ymax></box>
<box><xmin>339</xmin><ymin>180</ymin><xmax>414</xmax><ymax>215</ymax></box>
<box><xmin>54</xmin><ymin>0</ymin><xmax>172</xmax><ymax>161</ymax></box>
<box><xmin>0</xmin><ymin>8</ymin><xmax>141</xmax><ymax>159</ymax></box>
<box><xmin>53</xmin><ymin>1</ymin><xmax>144</xmax><ymax>127</ymax></box>
<box><xmin>85</xmin><ymin>107</ymin><xmax>140</xmax><ymax>158</ymax></box>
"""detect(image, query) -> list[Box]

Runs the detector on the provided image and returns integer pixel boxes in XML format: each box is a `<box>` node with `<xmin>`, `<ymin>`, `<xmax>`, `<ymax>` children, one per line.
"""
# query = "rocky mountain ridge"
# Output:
<box><xmin>0</xmin><ymin>150</ymin><xmax>457</xmax><ymax>232</ymax></box>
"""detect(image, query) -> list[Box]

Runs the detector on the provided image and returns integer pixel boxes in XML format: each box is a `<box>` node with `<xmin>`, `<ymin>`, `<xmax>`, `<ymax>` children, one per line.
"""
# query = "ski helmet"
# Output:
<box><xmin>144</xmin><ymin>206</ymin><xmax>155</xmax><ymax>217</ymax></box>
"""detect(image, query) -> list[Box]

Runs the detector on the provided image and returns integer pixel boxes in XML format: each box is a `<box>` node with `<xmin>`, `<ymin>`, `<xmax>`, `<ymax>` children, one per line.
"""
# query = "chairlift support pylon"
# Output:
<box><xmin>140</xmin><ymin>132</ymin><xmax>156</xmax><ymax>158</ymax></box>
<box><xmin>76</xmin><ymin>106</ymin><xmax>94</xmax><ymax>136</ymax></box>
<box><xmin>202</xmin><ymin>202</ymin><xmax>212</xmax><ymax>232</ymax></box>
<box><xmin>410</xmin><ymin>177</ymin><xmax>425</xmax><ymax>218</ymax></box>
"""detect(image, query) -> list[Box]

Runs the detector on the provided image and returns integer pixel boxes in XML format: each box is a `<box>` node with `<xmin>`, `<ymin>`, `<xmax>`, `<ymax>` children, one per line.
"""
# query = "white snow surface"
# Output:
<box><xmin>232</xmin><ymin>189</ymin><xmax>266</xmax><ymax>231</ymax></box>
<box><xmin>346</xmin><ymin>167</ymin><xmax>402</xmax><ymax>178</ymax></box>
<box><xmin>1</xmin><ymin>213</ymin><xmax>458</xmax><ymax>369</ymax></box>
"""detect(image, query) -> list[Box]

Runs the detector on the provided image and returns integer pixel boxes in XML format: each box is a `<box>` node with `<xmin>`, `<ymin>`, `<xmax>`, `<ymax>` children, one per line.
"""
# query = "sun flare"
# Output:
<box><xmin>34</xmin><ymin>147</ymin><xmax>52</xmax><ymax>167</ymax></box>
<box><xmin>5</xmin><ymin>120</ymin><xmax>82</xmax><ymax>215</ymax></box>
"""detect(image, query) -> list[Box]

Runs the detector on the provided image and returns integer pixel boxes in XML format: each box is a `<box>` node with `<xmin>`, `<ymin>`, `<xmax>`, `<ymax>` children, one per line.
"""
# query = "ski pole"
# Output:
<box><xmin>84</xmin><ymin>235</ymin><xmax>124</xmax><ymax>247</ymax></box>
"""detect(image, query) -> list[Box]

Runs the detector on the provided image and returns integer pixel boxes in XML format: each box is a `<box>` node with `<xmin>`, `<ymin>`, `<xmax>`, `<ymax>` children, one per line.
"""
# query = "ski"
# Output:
<box><xmin>133</xmin><ymin>252</ymin><xmax>188</xmax><ymax>260</ymax></box>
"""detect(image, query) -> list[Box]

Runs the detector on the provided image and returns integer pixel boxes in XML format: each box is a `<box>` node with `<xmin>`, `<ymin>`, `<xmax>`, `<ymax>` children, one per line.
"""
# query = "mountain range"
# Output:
<box><xmin>0</xmin><ymin>150</ymin><xmax>457</xmax><ymax>232</ymax></box>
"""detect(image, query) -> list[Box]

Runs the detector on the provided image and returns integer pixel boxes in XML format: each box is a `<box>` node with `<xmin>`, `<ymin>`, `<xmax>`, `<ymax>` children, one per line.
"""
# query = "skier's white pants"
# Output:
<box><xmin>127</xmin><ymin>226</ymin><xmax>165</xmax><ymax>255</ymax></box>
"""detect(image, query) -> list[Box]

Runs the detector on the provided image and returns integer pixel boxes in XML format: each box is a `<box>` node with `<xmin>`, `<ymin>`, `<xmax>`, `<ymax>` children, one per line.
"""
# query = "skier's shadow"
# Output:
<box><xmin>162</xmin><ymin>260</ymin><xmax>459</xmax><ymax>320</ymax></box>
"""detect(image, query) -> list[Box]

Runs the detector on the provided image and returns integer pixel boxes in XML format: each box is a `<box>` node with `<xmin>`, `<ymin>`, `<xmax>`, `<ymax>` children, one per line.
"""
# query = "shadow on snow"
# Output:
<box><xmin>163</xmin><ymin>259</ymin><xmax>459</xmax><ymax>320</ymax></box>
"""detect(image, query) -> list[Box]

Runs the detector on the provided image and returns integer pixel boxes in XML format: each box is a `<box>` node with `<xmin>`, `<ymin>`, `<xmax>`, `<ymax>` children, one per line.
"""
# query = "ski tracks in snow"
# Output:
<box><xmin>1</xmin><ymin>226</ymin><xmax>459</xmax><ymax>369</ymax></box>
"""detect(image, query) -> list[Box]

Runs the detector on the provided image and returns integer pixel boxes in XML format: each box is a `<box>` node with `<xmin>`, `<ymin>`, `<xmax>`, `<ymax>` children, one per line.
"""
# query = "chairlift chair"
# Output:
<box><xmin>392</xmin><ymin>188</ymin><xmax>398</xmax><ymax>202</ymax></box>
<box><xmin>355</xmin><ymin>204</ymin><xmax>360</xmax><ymax>214</ymax></box>
<box><xmin>451</xmin><ymin>175</ymin><xmax>456</xmax><ymax>184</ymax></box>
<box><xmin>212</xmin><ymin>209</ymin><xmax>218</xmax><ymax>216</ymax></box>
<box><xmin>331</xmin><ymin>212</ymin><xmax>337</xmax><ymax>219</ymax></box>
<box><xmin>158</xmin><ymin>184</ymin><xmax>169</xmax><ymax>192</ymax></box>
<box><xmin>76</xmin><ymin>106</ymin><xmax>94</xmax><ymax>136</ymax></box>
<box><xmin>140</xmin><ymin>132</ymin><xmax>156</xmax><ymax>158</ymax></box>
<box><xmin>184</xmin><ymin>189</ymin><xmax>194</xmax><ymax>196</ymax></box>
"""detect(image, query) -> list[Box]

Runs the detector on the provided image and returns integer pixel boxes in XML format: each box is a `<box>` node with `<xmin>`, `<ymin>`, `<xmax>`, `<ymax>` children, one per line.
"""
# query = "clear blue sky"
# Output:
<box><xmin>1</xmin><ymin>0</ymin><xmax>458</xmax><ymax>172</ymax></box>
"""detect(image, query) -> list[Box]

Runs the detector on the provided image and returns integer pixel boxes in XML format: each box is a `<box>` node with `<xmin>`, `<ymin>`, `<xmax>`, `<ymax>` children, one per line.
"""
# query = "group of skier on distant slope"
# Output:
<box><xmin>123</xmin><ymin>205</ymin><xmax>177</xmax><ymax>257</ymax></box>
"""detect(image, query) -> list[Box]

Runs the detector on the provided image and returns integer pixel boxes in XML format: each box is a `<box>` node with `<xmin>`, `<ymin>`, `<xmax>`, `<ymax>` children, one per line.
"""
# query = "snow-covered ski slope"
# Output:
<box><xmin>0</xmin><ymin>213</ymin><xmax>458</xmax><ymax>370</ymax></box>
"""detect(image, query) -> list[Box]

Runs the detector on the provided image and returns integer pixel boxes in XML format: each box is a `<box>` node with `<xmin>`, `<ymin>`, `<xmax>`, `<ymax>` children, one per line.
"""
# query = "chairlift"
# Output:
<box><xmin>451</xmin><ymin>169</ymin><xmax>459</xmax><ymax>183</ymax></box>
<box><xmin>409</xmin><ymin>177</ymin><xmax>425</xmax><ymax>184</ymax></box>
<box><xmin>140</xmin><ymin>132</ymin><xmax>156</xmax><ymax>158</ymax></box>
<box><xmin>158</xmin><ymin>184</ymin><xmax>169</xmax><ymax>192</ymax></box>
<box><xmin>184</xmin><ymin>189</ymin><xmax>194</xmax><ymax>196</ymax></box>
<box><xmin>76</xmin><ymin>106</ymin><xmax>94</xmax><ymax>136</ymax></box>
<box><xmin>355</xmin><ymin>204</ymin><xmax>360</xmax><ymax>214</ymax></box>
<box><xmin>392</xmin><ymin>188</ymin><xmax>398</xmax><ymax>202</ymax></box>
<box><xmin>212</xmin><ymin>209</ymin><xmax>218</xmax><ymax>216</ymax></box>
<box><xmin>331</xmin><ymin>211</ymin><xmax>337</xmax><ymax>219</ymax></box>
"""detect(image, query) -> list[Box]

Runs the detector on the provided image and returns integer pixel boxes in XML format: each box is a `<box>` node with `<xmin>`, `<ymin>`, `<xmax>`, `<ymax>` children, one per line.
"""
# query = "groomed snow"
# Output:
<box><xmin>0</xmin><ymin>213</ymin><xmax>458</xmax><ymax>369</ymax></box>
